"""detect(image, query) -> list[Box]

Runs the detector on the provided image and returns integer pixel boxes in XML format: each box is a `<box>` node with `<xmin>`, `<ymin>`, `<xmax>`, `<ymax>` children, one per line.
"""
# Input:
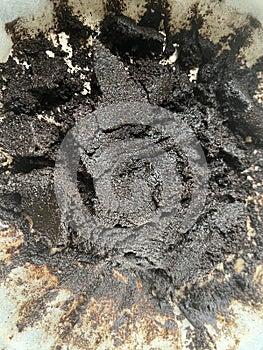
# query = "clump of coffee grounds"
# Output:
<box><xmin>0</xmin><ymin>3</ymin><xmax>262</xmax><ymax>349</ymax></box>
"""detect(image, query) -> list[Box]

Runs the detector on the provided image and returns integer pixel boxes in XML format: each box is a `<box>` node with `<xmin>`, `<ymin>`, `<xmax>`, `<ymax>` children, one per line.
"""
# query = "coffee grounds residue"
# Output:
<box><xmin>0</xmin><ymin>3</ymin><xmax>262</xmax><ymax>348</ymax></box>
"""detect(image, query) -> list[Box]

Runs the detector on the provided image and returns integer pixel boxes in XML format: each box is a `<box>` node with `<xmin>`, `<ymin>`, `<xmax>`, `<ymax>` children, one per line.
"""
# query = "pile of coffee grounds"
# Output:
<box><xmin>0</xmin><ymin>3</ymin><xmax>262</xmax><ymax>348</ymax></box>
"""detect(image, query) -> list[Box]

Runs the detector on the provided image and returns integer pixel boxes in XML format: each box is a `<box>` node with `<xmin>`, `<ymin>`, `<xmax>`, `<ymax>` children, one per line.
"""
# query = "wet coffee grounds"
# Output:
<box><xmin>0</xmin><ymin>3</ymin><xmax>262</xmax><ymax>348</ymax></box>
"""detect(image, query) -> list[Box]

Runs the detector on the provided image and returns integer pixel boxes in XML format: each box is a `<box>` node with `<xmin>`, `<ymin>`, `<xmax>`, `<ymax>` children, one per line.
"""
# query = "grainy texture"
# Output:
<box><xmin>0</xmin><ymin>1</ymin><xmax>262</xmax><ymax>349</ymax></box>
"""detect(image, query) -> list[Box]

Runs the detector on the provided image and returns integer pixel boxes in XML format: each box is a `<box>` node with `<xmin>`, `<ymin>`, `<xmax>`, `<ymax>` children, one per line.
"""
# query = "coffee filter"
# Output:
<box><xmin>1</xmin><ymin>0</ymin><xmax>263</xmax><ymax>66</ymax></box>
